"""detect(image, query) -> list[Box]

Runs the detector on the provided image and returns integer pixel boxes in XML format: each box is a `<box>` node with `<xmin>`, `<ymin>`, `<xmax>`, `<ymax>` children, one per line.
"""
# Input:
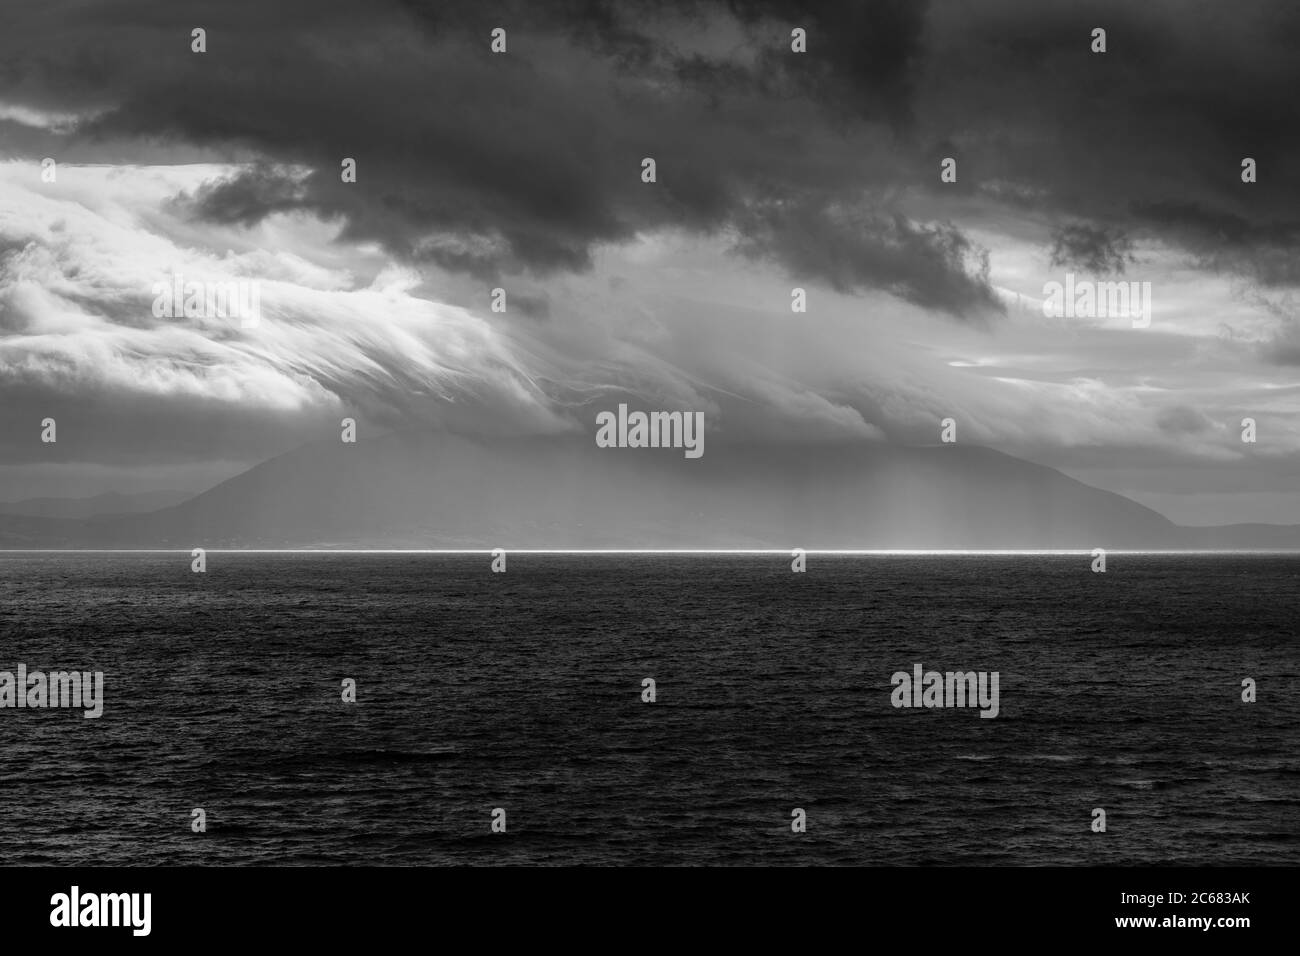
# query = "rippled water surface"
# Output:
<box><xmin>0</xmin><ymin>553</ymin><xmax>1295</xmax><ymax>865</ymax></box>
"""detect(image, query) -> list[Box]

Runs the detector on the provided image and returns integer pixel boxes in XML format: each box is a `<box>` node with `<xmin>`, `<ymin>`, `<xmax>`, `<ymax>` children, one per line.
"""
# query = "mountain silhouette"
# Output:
<box><xmin>0</xmin><ymin>428</ymin><xmax>1295</xmax><ymax>549</ymax></box>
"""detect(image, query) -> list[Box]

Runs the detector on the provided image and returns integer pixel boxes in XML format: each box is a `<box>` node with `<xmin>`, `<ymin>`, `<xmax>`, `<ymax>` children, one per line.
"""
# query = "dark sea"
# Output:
<box><xmin>0</xmin><ymin>552</ymin><xmax>1295</xmax><ymax>866</ymax></box>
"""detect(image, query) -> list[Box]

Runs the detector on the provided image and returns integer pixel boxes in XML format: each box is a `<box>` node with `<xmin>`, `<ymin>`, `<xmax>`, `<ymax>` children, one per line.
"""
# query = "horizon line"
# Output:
<box><xmin>2</xmin><ymin>548</ymin><xmax>1299</xmax><ymax>555</ymax></box>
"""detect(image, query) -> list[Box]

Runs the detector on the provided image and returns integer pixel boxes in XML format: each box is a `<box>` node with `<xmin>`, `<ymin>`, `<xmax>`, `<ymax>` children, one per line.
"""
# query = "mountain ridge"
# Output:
<box><xmin>0</xmin><ymin>429</ymin><xmax>1296</xmax><ymax>550</ymax></box>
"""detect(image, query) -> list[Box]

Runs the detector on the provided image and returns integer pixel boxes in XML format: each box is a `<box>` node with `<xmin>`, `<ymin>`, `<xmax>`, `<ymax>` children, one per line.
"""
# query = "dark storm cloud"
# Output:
<box><xmin>725</xmin><ymin>0</ymin><xmax>927</xmax><ymax>126</ymax></box>
<box><xmin>734</xmin><ymin>197</ymin><xmax>997</xmax><ymax>315</ymax></box>
<box><xmin>3</xmin><ymin>0</ymin><xmax>1300</xmax><ymax>321</ymax></box>
<box><xmin>914</xmin><ymin>0</ymin><xmax>1300</xmax><ymax>279</ymax></box>
<box><xmin>0</xmin><ymin>0</ymin><xmax>998</xmax><ymax>317</ymax></box>
<box><xmin>1048</xmin><ymin>224</ymin><xmax>1135</xmax><ymax>276</ymax></box>
<box><xmin>1132</xmin><ymin>201</ymin><xmax>1300</xmax><ymax>286</ymax></box>
<box><xmin>180</xmin><ymin>164</ymin><xmax>310</xmax><ymax>227</ymax></box>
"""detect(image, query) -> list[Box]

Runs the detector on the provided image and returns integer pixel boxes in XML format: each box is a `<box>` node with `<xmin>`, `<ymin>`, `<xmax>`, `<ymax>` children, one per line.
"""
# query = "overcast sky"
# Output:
<box><xmin>0</xmin><ymin>0</ymin><xmax>1297</xmax><ymax>525</ymax></box>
